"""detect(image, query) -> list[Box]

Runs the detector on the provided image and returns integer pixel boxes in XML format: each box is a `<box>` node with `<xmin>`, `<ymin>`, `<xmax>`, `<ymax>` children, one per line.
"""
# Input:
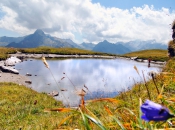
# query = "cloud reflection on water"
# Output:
<box><xmin>15</xmin><ymin>58</ymin><xmax>161</xmax><ymax>106</ymax></box>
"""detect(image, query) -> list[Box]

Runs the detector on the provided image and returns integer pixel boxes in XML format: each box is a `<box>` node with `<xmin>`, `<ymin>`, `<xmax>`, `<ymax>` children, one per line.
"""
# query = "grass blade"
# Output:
<box><xmin>84</xmin><ymin>114</ymin><xmax>107</xmax><ymax>130</ymax></box>
<box><xmin>79</xmin><ymin>108</ymin><xmax>91</xmax><ymax>130</ymax></box>
<box><xmin>110</xmin><ymin>115</ymin><xmax>126</xmax><ymax>130</ymax></box>
<box><xmin>57</xmin><ymin>114</ymin><xmax>75</xmax><ymax>128</ymax></box>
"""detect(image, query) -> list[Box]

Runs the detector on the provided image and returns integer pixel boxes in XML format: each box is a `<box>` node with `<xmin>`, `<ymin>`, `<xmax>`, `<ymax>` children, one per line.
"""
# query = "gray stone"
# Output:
<box><xmin>0</xmin><ymin>66</ymin><xmax>19</xmax><ymax>74</ymax></box>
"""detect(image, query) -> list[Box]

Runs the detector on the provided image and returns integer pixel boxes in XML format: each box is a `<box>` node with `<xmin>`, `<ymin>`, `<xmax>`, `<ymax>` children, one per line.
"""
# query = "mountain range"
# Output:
<box><xmin>0</xmin><ymin>29</ymin><xmax>168</xmax><ymax>55</ymax></box>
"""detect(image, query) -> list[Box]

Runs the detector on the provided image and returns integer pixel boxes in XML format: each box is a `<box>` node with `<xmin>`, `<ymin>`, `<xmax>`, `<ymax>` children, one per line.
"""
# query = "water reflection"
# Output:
<box><xmin>15</xmin><ymin>58</ymin><xmax>161</xmax><ymax>106</ymax></box>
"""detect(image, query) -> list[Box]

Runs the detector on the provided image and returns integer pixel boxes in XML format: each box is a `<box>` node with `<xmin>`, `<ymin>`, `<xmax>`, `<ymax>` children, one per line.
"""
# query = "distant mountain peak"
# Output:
<box><xmin>93</xmin><ymin>40</ymin><xmax>131</xmax><ymax>55</ymax></box>
<box><xmin>34</xmin><ymin>29</ymin><xmax>45</xmax><ymax>35</ymax></box>
<box><xmin>103</xmin><ymin>40</ymin><xmax>109</xmax><ymax>43</ymax></box>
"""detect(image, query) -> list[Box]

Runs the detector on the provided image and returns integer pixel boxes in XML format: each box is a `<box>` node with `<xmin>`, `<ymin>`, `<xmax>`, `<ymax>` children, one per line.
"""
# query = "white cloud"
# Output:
<box><xmin>0</xmin><ymin>0</ymin><xmax>174</xmax><ymax>44</ymax></box>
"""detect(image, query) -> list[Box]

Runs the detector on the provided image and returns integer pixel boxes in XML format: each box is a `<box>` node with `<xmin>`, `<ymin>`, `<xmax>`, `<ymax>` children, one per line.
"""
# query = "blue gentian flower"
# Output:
<box><xmin>141</xmin><ymin>100</ymin><xmax>174</xmax><ymax>121</ymax></box>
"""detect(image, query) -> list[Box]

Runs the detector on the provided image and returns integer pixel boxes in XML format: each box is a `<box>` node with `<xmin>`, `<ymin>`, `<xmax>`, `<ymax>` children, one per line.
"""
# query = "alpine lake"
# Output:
<box><xmin>14</xmin><ymin>57</ymin><xmax>162</xmax><ymax>106</ymax></box>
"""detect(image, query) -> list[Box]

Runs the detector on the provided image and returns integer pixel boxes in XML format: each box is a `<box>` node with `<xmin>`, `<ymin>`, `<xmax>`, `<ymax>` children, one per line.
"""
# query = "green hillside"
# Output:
<box><xmin>0</xmin><ymin>47</ymin><xmax>116</xmax><ymax>60</ymax></box>
<box><xmin>123</xmin><ymin>49</ymin><xmax>168</xmax><ymax>61</ymax></box>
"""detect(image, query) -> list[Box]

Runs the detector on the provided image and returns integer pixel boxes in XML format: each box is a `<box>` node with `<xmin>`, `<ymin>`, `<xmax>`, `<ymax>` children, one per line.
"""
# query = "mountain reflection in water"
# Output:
<box><xmin>15</xmin><ymin>58</ymin><xmax>161</xmax><ymax>106</ymax></box>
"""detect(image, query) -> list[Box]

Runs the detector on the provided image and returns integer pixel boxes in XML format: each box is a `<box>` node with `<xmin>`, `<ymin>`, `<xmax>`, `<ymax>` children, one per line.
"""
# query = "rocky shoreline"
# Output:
<box><xmin>9</xmin><ymin>53</ymin><xmax>117</xmax><ymax>59</ymax></box>
<box><xmin>9</xmin><ymin>53</ymin><xmax>166</xmax><ymax>67</ymax></box>
<box><xmin>0</xmin><ymin>58</ymin><xmax>31</xmax><ymax>87</ymax></box>
<box><xmin>0</xmin><ymin>72</ymin><xmax>31</xmax><ymax>87</ymax></box>
<box><xmin>0</xmin><ymin>54</ymin><xmax>116</xmax><ymax>87</ymax></box>
<box><xmin>0</xmin><ymin>53</ymin><xmax>166</xmax><ymax>87</ymax></box>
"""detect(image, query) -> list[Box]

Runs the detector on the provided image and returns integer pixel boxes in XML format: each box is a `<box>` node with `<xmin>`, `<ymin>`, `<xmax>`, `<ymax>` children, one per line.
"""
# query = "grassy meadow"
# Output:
<box><xmin>0</xmin><ymin>47</ymin><xmax>17</xmax><ymax>60</ymax></box>
<box><xmin>1</xmin><ymin>47</ymin><xmax>175</xmax><ymax>129</ymax></box>
<box><xmin>0</xmin><ymin>46</ymin><xmax>115</xmax><ymax>60</ymax></box>
<box><xmin>0</xmin><ymin>83</ymin><xmax>66</xmax><ymax>129</ymax></box>
<box><xmin>124</xmin><ymin>49</ymin><xmax>168</xmax><ymax>61</ymax></box>
<box><xmin>18</xmin><ymin>46</ymin><xmax>115</xmax><ymax>56</ymax></box>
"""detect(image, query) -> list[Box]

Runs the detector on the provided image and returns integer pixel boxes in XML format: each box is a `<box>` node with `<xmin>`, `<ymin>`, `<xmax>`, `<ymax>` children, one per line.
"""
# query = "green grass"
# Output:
<box><xmin>123</xmin><ymin>49</ymin><xmax>168</xmax><ymax>61</ymax></box>
<box><xmin>0</xmin><ymin>47</ymin><xmax>17</xmax><ymax>60</ymax></box>
<box><xmin>0</xmin><ymin>47</ymin><xmax>168</xmax><ymax>61</ymax></box>
<box><xmin>0</xmin><ymin>46</ymin><xmax>116</xmax><ymax>61</ymax></box>
<box><xmin>0</xmin><ymin>83</ymin><xmax>67</xmax><ymax>129</ymax></box>
<box><xmin>18</xmin><ymin>46</ymin><xmax>116</xmax><ymax>56</ymax></box>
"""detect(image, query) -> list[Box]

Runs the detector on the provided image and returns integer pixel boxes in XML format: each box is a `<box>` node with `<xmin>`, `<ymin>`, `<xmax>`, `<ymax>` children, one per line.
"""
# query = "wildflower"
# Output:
<box><xmin>141</xmin><ymin>100</ymin><xmax>174</xmax><ymax>121</ymax></box>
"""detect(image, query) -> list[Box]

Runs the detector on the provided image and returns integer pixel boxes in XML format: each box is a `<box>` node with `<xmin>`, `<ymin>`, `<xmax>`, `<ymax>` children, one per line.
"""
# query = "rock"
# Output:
<box><xmin>0</xmin><ymin>56</ymin><xmax>21</xmax><ymax>74</ymax></box>
<box><xmin>143</xmin><ymin>60</ymin><xmax>148</xmax><ymax>62</ymax></box>
<box><xmin>130</xmin><ymin>57</ymin><xmax>138</xmax><ymax>60</ymax></box>
<box><xmin>0</xmin><ymin>66</ymin><xmax>19</xmax><ymax>74</ymax></box>
<box><xmin>16</xmin><ymin>51</ymin><xmax>22</xmax><ymax>54</ymax></box>
<box><xmin>0</xmin><ymin>61</ymin><xmax>4</xmax><ymax>66</ymax></box>
<box><xmin>25</xmin><ymin>81</ymin><xmax>32</xmax><ymax>84</ymax></box>
<box><xmin>136</xmin><ymin>59</ymin><xmax>143</xmax><ymax>62</ymax></box>
<box><xmin>26</xmin><ymin>73</ymin><xmax>32</xmax><ymax>76</ymax></box>
<box><xmin>5</xmin><ymin>56</ymin><xmax>21</xmax><ymax>66</ymax></box>
<box><xmin>61</xmin><ymin>89</ymin><xmax>67</xmax><ymax>91</ymax></box>
<box><xmin>155</xmin><ymin>61</ymin><xmax>166</xmax><ymax>65</ymax></box>
<box><xmin>48</xmin><ymin>91</ymin><xmax>59</xmax><ymax>97</ymax></box>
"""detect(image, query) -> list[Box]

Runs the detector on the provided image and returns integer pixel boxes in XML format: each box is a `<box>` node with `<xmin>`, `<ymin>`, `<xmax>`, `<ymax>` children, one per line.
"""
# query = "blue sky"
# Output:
<box><xmin>0</xmin><ymin>0</ymin><xmax>175</xmax><ymax>44</ymax></box>
<box><xmin>92</xmin><ymin>0</ymin><xmax>175</xmax><ymax>10</ymax></box>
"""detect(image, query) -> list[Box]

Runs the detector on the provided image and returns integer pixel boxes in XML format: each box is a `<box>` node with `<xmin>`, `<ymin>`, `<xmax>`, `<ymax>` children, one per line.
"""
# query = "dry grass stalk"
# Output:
<box><xmin>44</xmin><ymin>108</ymin><xmax>72</xmax><ymax>112</ymax></box>
<box><xmin>134</xmin><ymin>65</ymin><xmax>139</xmax><ymax>75</ymax></box>
<box><xmin>41</xmin><ymin>56</ymin><xmax>70</xmax><ymax>106</ymax></box>
<box><xmin>63</xmin><ymin>72</ymin><xmax>77</xmax><ymax>90</ymax></box>
<box><xmin>158</xmin><ymin>85</ymin><xmax>165</xmax><ymax>99</ymax></box>
<box><xmin>150</xmin><ymin>72</ymin><xmax>160</xmax><ymax>95</ymax></box>
<box><xmin>42</xmin><ymin>56</ymin><xmax>49</xmax><ymax>68</ymax></box>
<box><xmin>76</xmin><ymin>89</ymin><xmax>86</xmax><ymax>109</ymax></box>
<box><xmin>142</xmin><ymin>70</ymin><xmax>151</xmax><ymax>100</ymax></box>
<box><xmin>76</xmin><ymin>89</ymin><xmax>86</xmax><ymax>97</ymax></box>
<box><xmin>104</xmin><ymin>105</ymin><xmax>113</xmax><ymax>115</ymax></box>
<box><xmin>123</xmin><ymin>123</ymin><xmax>132</xmax><ymax>130</ymax></box>
<box><xmin>84</xmin><ymin>84</ymin><xmax>88</xmax><ymax>90</ymax></box>
<box><xmin>89</xmin><ymin>98</ymin><xmax>119</xmax><ymax>104</ymax></box>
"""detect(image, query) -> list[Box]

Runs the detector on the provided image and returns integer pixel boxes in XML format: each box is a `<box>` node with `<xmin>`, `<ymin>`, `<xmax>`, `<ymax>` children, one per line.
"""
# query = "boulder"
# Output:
<box><xmin>130</xmin><ymin>57</ymin><xmax>138</xmax><ymax>60</ymax></box>
<box><xmin>4</xmin><ymin>56</ymin><xmax>21</xmax><ymax>66</ymax></box>
<box><xmin>25</xmin><ymin>81</ymin><xmax>32</xmax><ymax>84</ymax></box>
<box><xmin>0</xmin><ymin>66</ymin><xmax>19</xmax><ymax>74</ymax></box>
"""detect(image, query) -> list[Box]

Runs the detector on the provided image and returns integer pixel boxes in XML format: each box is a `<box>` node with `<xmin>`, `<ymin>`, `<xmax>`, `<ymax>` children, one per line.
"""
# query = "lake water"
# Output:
<box><xmin>14</xmin><ymin>58</ymin><xmax>162</xmax><ymax>106</ymax></box>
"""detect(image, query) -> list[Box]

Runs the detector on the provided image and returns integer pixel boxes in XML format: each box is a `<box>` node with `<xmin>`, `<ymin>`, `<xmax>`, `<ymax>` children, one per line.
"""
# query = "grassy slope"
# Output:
<box><xmin>0</xmin><ymin>83</ymin><xmax>67</xmax><ymax>129</ymax></box>
<box><xmin>0</xmin><ymin>47</ymin><xmax>17</xmax><ymax>60</ymax></box>
<box><xmin>124</xmin><ymin>49</ymin><xmax>168</xmax><ymax>61</ymax></box>
<box><xmin>18</xmin><ymin>47</ymin><xmax>116</xmax><ymax>56</ymax></box>
<box><xmin>0</xmin><ymin>46</ymin><xmax>116</xmax><ymax>60</ymax></box>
